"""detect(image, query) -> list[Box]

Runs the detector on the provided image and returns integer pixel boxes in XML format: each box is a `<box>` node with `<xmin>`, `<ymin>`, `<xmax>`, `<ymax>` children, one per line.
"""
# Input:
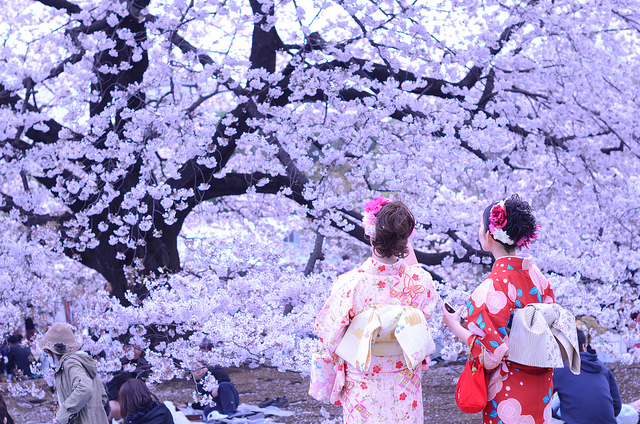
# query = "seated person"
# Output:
<box><xmin>553</xmin><ymin>329</ymin><xmax>622</xmax><ymax>424</ymax></box>
<box><xmin>5</xmin><ymin>335</ymin><xmax>33</xmax><ymax>380</ymax></box>
<box><xmin>106</xmin><ymin>341</ymin><xmax>151</xmax><ymax>420</ymax></box>
<box><xmin>119</xmin><ymin>378</ymin><xmax>174</xmax><ymax>424</ymax></box>
<box><xmin>190</xmin><ymin>363</ymin><xmax>239</xmax><ymax>416</ymax></box>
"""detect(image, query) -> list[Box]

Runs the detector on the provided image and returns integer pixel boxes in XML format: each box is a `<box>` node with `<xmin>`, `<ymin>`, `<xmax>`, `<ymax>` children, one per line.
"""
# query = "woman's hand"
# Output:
<box><xmin>442</xmin><ymin>303</ymin><xmax>463</xmax><ymax>329</ymax></box>
<box><xmin>442</xmin><ymin>303</ymin><xmax>473</xmax><ymax>346</ymax></box>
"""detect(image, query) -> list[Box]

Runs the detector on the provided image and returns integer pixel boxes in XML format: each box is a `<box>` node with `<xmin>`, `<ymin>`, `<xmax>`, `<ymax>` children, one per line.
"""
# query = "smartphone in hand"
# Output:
<box><xmin>444</xmin><ymin>302</ymin><xmax>456</xmax><ymax>314</ymax></box>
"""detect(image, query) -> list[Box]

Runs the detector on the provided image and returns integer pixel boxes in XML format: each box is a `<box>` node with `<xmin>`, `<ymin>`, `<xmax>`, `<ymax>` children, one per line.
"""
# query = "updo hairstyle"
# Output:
<box><xmin>482</xmin><ymin>194</ymin><xmax>536</xmax><ymax>248</ymax></box>
<box><xmin>370</xmin><ymin>200</ymin><xmax>415</xmax><ymax>258</ymax></box>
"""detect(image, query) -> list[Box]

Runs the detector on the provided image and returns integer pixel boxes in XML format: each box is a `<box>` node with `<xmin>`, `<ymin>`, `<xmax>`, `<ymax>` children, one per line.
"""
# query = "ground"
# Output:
<box><xmin>4</xmin><ymin>362</ymin><xmax>640</xmax><ymax>423</ymax></box>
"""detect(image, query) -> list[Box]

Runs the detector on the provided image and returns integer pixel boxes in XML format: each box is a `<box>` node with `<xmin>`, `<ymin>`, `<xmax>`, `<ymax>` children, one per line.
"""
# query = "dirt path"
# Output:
<box><xmin>4</xmin><ymin>362</ymin><xmax>640</xmax><ymax>423</ymax></box>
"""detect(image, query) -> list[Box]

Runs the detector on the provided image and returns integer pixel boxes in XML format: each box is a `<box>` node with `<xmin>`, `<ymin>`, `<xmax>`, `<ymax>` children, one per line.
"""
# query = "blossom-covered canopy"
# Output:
<box><xmin>0</xmin><ymin>0</ymin><xmax>638</xmax><ymax>395</ymax></box>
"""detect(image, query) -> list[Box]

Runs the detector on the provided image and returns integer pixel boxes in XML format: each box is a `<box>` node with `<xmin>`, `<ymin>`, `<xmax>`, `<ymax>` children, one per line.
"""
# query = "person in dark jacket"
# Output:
<box><xmin>119</xmin><ymin>379</ymin><xmax>174</xmax><ymax>424</ymax></box>
<box><xmin>107</xmin><ymin>342</ymin><xmax>151</xmax><ymax>420</ymax></box>
<box><xmin>191</xmin><ymin>363</ymin><xmax>239</xmax><ymax>416</ymax></box>
<box><xmin>553</xmin><ymin>329</ymin><xmax>622</xmax><ymax>424</ymax></box>
<box><xmin>5</xmin><ymin>335</ymin><xmax>33</xmax><ymax>380</ymax></box>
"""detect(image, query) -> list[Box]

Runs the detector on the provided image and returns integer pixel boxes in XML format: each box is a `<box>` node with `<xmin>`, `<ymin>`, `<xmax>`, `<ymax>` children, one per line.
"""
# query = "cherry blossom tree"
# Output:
<box><xmin>1</xmin><ymin>0</ymin><xmax>639</xmax><ymax>381</ymax></box>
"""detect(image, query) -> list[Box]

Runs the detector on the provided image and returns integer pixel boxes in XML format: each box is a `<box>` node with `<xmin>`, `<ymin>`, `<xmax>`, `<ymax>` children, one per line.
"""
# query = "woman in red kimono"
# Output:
<box><xmin>443</xmin><ymin>194</ymin><xmax>555</xmax><ymax>424</ymax></box>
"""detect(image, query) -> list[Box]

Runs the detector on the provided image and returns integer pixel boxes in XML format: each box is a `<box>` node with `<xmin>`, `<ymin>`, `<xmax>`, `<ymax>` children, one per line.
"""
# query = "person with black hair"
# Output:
<box><xmin>0</xmin><ymin>393</ymin><xmax>15</xmax><ymax>424</ymax></box>
<box><xmin>443</xmin><ymin>194</ymin><xmax>556</xmax><ymax>423</ymax></box>
<box><xmin>25</xmin><ymin>318</ymin><xmax>36</xmax><ymax>341</ymax></box>
<box><xmin>552</xmin><ymin>329</ymin><xmax>627</xmax><ymax>424</ymax></box>
<box><xmin>106</xmin><ymin>337</ymin><xmax>152</xmax><ymax>420</ymax></box>
<box><xmin>315</xmin><ymin>197</ymin><xmax>439</xmax><ymax>423</ymax></box>
<box><xmin>5</xmin><ymin>334</ymin><xmax>33</xmax><ymax>380</ymax></box>
<box><xmin>189</xmin><ymin>363</ymin><xmax>239</xmax><ymax>416</ymax></box>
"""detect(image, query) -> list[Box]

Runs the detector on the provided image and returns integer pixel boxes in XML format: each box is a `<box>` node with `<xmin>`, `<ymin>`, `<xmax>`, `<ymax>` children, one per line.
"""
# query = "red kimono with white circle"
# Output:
<box><xmin>467</xmin><ymin>256</ymin><xmax>556</xmax><ymax>424</ymax></box>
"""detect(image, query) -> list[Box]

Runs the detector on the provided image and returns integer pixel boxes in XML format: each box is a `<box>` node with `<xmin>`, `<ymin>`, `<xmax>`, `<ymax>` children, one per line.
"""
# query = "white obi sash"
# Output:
<box><xmin>507</xmin><ymin>303</ymin><xmax>581</xmax><ymax>374</ymax></box>
<box><xmin>335</xmin><ymin>304</ymin><xmax>435</xmax><ymax>372</ymax></box>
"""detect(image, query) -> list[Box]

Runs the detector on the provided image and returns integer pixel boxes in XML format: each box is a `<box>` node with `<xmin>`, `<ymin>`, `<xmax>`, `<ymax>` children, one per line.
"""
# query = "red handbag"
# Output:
<box><xmin>455</xmin><ymin>336</ymin><xmax>489</xmax><ymax>413</ymax></box>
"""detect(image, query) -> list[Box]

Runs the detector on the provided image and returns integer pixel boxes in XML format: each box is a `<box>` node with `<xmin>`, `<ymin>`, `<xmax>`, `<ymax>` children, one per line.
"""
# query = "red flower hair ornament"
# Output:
<box><xmin>488</xmin><ymin>200</ymin><xmax>539</xmax><ymax>249</ymax></box>
<box><xmin>488</xmin><ymin>201</ymin><xmax>514</xmax><ymax>245</ymax></box>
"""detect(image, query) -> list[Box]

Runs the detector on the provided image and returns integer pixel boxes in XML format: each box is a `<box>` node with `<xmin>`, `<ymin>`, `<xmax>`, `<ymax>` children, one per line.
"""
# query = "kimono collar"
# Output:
<box><xmin>492</xmin><ymin>256</ymin><xmax>536</xmax><ymax>271</ymax></box>
<box><xmin>361</xmin><ymin>257</ymin><xmax>407</xmax><ymax>276</ymax></box>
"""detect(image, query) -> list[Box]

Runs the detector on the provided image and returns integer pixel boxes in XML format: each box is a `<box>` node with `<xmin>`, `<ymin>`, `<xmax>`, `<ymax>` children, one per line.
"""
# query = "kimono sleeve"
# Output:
<box><xmin>408</xmin><ymin>266</ymin><xmax>439</xmax><ymax>320</ymax></box>
<box><xmin>314</xmin><ymin>273</ymin><xmax>356</xmax><ymax>356</ymax></box>
<box><xmin>527</xmin><ymin>260</ymin><xmax>556</xmax><ymax>304</ymax></box>
<box><xmin>466</xmin><ymin>276</ymin><xmax>513</xmax><ymax>370</ymax></box>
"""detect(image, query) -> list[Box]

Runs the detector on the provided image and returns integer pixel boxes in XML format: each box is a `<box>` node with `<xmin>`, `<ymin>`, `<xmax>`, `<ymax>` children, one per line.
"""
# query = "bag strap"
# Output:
<box><xmin>467</xmin><ymin>335</ymin><xmax>484</xmax><ymax>366</ymax></box>
<box><xmin>467</xmin><ymin>335</ymin><xmax>476</xmax><ymax>362</ymax></box>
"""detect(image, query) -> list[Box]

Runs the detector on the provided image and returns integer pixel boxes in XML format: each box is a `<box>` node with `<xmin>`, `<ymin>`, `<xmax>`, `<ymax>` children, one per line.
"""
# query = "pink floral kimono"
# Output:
<box><xmin>315</xmin><ymin>258</ymin><xmax>439</xmax><ymax>423</ymax></box>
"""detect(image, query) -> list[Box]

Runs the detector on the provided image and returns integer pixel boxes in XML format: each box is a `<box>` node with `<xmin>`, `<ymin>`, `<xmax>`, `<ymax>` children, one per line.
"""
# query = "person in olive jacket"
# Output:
<box><xmin>38</xmin><ymin>323</ymin><xmax>109</xmax><ymax>424</ymax></box>
<box><xmin>119</xmin><ymin>379</ymin><xmax>174</xmax><ymax>424</ymax></box>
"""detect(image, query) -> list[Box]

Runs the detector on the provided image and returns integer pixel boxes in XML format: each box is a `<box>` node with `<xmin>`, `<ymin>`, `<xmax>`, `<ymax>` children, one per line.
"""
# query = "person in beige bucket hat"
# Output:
<box><xmin>39</xmin><ymin>322</ymin><xmax>83</xmax><ymax>356</ymax></box>
<box><xmin>38</xmin><ymin>323</ymin><xmax>108</xmax><ymax>424</ymax></box>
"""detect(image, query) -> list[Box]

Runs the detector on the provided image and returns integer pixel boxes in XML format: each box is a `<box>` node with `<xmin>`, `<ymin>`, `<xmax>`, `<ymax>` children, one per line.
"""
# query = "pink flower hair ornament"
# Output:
<box><xmin>363</xmin><ymin>197</ymin><xmax>390</xmax><ymax>236</ymax></box>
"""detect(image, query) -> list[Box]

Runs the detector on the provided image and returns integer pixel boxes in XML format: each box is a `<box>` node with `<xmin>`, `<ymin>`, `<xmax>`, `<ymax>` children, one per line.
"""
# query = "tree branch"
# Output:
<box><xmin>35</xmin><ymin>0</ymin><xmax>81</xmax><ymax>14</ymax></box>
<box><xmin>489</xmin><ymin>22</ymin><xmax>525</xmax><ymax>55</ymax></box>
<box><xmin>248</xmin><ymin>0</ymin><xmax>282</xmax><ymax>74</ymax></box>
<box><xmin>477</xmin><ymin>69</ymin><xmax>496</xmax><ymax>109</ymax></box>
<box><xmin>304</xmin><ymin>232</ymin><xmax>325</xmax><ymax>276</ymax></box>
<box><xmin>0</xmin><ymin>192</ymin><xmax>72</xmax><ymax>226</ymax></box>
<box><xmin>337</xmin><ymin>210</ymin><xmax>491</xmax><ymax>266</ymax></box>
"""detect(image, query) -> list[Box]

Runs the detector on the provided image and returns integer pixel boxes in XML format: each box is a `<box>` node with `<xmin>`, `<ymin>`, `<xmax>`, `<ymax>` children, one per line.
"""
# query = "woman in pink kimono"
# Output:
<box><xmin>315</xmin><ymin>198</ymin><xmax>439</xmax><ymax>424</ymax></box>
<box><xmin>443</xmin><ymin>194</ymin><xmax>555</xmax><ymax>424</ymax></box>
